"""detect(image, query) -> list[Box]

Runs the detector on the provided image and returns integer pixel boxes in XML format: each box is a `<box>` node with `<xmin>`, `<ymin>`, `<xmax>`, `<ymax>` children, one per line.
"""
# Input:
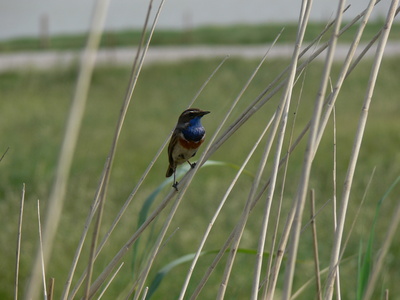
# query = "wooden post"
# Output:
<box><xmin>40</xmin><ymin>14</ymin><xmax>50</xmax><ymax>48</ymax></box>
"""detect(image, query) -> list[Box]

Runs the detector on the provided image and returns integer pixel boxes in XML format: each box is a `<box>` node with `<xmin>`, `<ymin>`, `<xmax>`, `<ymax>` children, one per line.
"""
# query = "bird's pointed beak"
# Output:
<box><xmin>200</xmin><ymin>110</ymin><xmax>210</xmax><ymax>116</ymax></box>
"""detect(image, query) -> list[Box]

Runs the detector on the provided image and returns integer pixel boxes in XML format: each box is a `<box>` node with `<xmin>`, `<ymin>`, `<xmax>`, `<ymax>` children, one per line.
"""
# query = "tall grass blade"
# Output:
<box><xmin>363</xmin><ymin>176</ymin><xmax>400</xmax><ymax>300</ymax></box>
<box><xmin>149</xmin><ymin>249</ymin><xmax>270</xmax><ymax>300</ymax></box>
<box><xmin>146</xmin><ymin>253</ymin><xmax>203</xmax><ymax>300</ymax></box>
<box><xmin>355</xmin><ymin>171</ymin><xmax>390</xmax><ymax>300</ymax></box>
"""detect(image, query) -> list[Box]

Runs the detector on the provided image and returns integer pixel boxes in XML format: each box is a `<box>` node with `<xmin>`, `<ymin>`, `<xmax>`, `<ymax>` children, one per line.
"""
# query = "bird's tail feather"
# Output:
<box><xmin>166</xmin><ymin>165</ymin><xmax>174</xmax><ymax>177</ymax></box>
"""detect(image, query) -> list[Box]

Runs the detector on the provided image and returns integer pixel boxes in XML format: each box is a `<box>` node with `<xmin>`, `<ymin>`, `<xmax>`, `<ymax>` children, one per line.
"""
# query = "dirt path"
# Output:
<box><xmin>1</xmin><ymin>43</ymin><xmax>400</xmax><ymax>73</ymax></box>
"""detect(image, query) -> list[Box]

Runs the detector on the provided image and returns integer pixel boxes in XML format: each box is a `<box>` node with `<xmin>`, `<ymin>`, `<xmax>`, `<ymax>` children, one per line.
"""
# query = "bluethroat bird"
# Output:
<box><xmin>166</xmin><ymin>108</ymin><xmax>210</xmax><ymax>190</ymax></box>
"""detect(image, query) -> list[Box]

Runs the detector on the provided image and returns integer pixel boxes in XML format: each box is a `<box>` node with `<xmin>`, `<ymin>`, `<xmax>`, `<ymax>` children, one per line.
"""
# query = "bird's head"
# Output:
<box><xmin>178</xmin><ymin>108</ymin><xmax>210</xmax><ymax>126</ymax></box>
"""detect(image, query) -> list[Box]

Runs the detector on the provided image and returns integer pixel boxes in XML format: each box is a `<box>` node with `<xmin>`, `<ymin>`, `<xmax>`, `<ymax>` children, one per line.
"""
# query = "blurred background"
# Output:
<box><xmin>0</xmin><ymin>0</ymin><xmax>394</xmax><ymax>41</ymax></box>
<box><xmin>1</xmin><ymin>0</ymin><xmax>400</xmax><ymax>299</ymax></box>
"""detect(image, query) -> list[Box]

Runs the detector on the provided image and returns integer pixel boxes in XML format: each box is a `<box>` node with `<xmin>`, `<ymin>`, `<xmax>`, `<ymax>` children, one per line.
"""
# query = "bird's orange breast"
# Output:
<box><xmin>179</xmin><ymin>137</ymin><xmax>204</xmax><ymax>149</ymax></box>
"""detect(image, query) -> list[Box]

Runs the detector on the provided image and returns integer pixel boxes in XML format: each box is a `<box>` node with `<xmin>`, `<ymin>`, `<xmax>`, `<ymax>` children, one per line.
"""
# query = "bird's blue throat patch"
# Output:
<box><xmin>182</xmin><ymin>117</ymin><xmax>205</xmax><ymax>141</ymax></box>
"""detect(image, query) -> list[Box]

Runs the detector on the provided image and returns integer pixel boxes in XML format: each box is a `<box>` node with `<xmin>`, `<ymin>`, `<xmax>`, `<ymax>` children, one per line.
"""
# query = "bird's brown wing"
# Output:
<box><xmin>166</xmin><ymin>130</ymin><xmax>178</xmax><ymax>177</ymax></box>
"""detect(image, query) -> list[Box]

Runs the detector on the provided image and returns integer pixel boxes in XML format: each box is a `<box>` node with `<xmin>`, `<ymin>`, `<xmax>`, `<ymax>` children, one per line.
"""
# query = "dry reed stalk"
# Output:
<box><xmin>282</xmin><ymin>0</ymin><xmax>346</xmax><ymax>298</ymax></box>
<box><xmin>116</xmin><ymin>55</ymin><xmax>228</xmax><ymax>300</ymax></box>
<box><xmin>94</xmin><ymin>56</ymin><xmax>229</xmax><ymax>299</ymax></box>
<box><xmin>265</xmin><ymin>9</ymin><xmax>384</xmax><ymax>294</ymax></box>
<box><xmin>65</xmin><ymin>1</ymin><xmax>166</xmax><ymax>298</ymax></box>
<box><xmin>66</xmin><ymin>43</ymin><xmax>229</xmax><ymax>300</ymax></box>
<box><xmin>189</xmin><ymin>2</ymin><xmax>394</xmax><ymax>298</ymax></box>
<box><xmin>26</xmin><ymin>0</ymin><xmax>112</xmax><ymax>298</ymax></box>
<box><xmin>62</xmin><ymin>160</ymin><xmax>108</xmax><ymax>300</ymax></box>
<box><xmin>208</xmin><ymin>30</ymin><xmax>292</xmax><ymax>297</ymax></box>
<box><xmin>179</xmin><ymin>113</ymin><xmax>274</xmax><ymax>300</ymax></box>
<box><xmin>324</xmin><ymin>0</ymin><xmax>399</xmax><ymax>298</ymax></box>
<box><xmin>140</xmin><ymin>287</ymin><xmax>149</xmax><ymax>300</ymax></box>
<box><xmin>310</xmin><ymin>189</ymin><xmax>322</xmax><ymax>300</ymax></box>
<box><xmin>82</xmin><ymin>0</ymin><xmax>157</xmax><ymax>296</ymax></box>
<box><xmin>69</xmin><ymin>33</ymin><xmax>228</xmax><ymax>300</ymax></box>
<box><xmin>189</xmin><ymin>4</ymin><xmax>383</xmax><ymax>298</ymax></box>
<box><xmin>83</xmin><ymin>187</ymin><xmax>105</xmax><ymax>300</ymax></box>
<box><xmin>47</xmin><ymin>278</ymin><xmax>55</xmax><ymax>300</ymax></box>
<box><xmin>97</xmin><ymin>262</ymin><xmax>124</xmax><ymax>299</ymax></box>
<box><xmin>332</xmin><ymin>105</ymin><xmax>341</xmax><ymax>299</ymax></box>
<box><xmin>314</xmin><ymin>0</ymin><xmax>379</xmax><ymax>152</ymax></box>
<box><xmin>249</xmin><ymin>1</ymin><xmax>312</xmax><ymax>298</ymax></box>
<box><xmin>66</xmin><ymin>7</ymin><xmax>231</xmax><ymax>300</ymax></box>
<box><xmin>131</xmin><ymin>188</ymin><xmax>187</xmax><ymax>300</ymax></box>
<box><xmin>270</xmin><ymin>5</ymin><xmax>379</xmax><ymax>294</ymax></box>
<box><xmin>132</xmin><ymin>31</ymin><xmax>280</xmax><ymax>300</ymax></box>
<box><xmin>37</xmin><ymin>200</ymin><xmax>47</xmax><ymax>299</ymax></box>
<box><xmin>83</xmin><ymin>186</ymin><xmax>177</xmax><ymax>299</ymax></box>
<box><xmin>260</xmin><ymin>64</ymin><xmax>305</xmax><ymax>299</ymax></box>
<box><xmin>200</xmin><ymin>2</ymin><xmax>368</xmax><ymax>172</ymax></box>
<box><xmin>14</xmin><ymin>183</ymin><xmax>25</xmax><ymax>300</ymax></box>
<box><xmin>250</xmin><ymin>31</ymin><xmax>380</xmax><ymax>300</ymax></box>
<box><xmin>213</xmin><ymin>40</ymin><xmax>286</xmax><ymax>300</ymax></box>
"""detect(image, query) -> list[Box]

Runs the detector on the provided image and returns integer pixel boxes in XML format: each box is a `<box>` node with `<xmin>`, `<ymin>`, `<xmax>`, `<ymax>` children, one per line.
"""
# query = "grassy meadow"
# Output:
<box><xmin>1</xmin><ymin>21</ymin><xmax>400</xmax><ymax>52</ymax></box>
<box><xmin>1</xmin><ymin>52</ymin><xmax>400</xmax><ymax>299</ymax></box>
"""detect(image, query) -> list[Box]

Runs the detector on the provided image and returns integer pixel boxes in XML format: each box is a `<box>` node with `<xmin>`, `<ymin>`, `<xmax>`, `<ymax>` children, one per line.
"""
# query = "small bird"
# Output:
<box><xmin>166</xmin><ymin>108</ymin><xmax>210</xmax><ymax>190</ymax></box>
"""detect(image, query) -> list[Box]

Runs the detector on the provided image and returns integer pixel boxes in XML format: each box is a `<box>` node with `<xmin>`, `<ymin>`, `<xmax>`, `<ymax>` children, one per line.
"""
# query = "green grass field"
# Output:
<box><xmin>1</xmin><ymin>54</ymin><xmax>400</xmax><ymax>299</ymax></box>
<box><xmin>1</xmin><ymin>21</ymin><xmax>400</xmax><ymax>52</ymax></box>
